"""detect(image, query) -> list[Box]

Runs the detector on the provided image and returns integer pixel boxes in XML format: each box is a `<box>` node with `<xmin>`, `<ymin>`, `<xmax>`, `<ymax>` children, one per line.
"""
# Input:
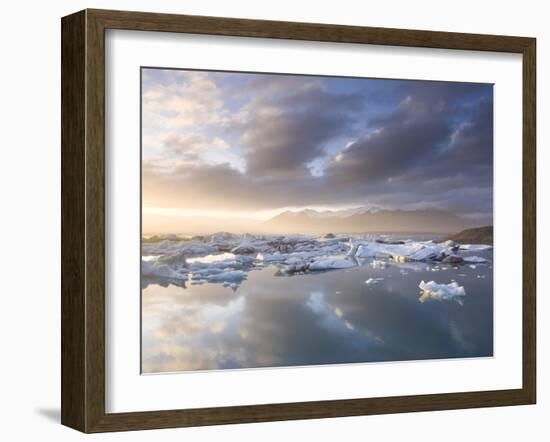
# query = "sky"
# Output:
<box><xmin>142</xmin><ymin>68</ymin><xmax>493</xmax><ymax>221</ymax></box>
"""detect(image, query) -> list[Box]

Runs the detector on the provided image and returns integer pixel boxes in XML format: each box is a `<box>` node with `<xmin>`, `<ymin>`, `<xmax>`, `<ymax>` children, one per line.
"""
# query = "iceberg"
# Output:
<box><xmin>285</xmin><ymin>257</ymin><xmax>308</xmax><ymax>272</ymax></box>
<box><xmin>142</xmin><ymin>240</ymin><xmax>217</xmax><ymax>258</ymax></box>
<box><xmin>308</xmin><ymin>258</ymin><xmax>356</xmax><ymax>271</ymax></box>
<box><xmin>406</xmin><ymin>246</ymin><xmax>441</xmax><ymax>261</ymax></box>
<box><xmin>231</xmin><ymin>241</ymin><xmax>258</xmax><ymax>255</ymax></box>
<box><xmin>354</xmin><ymin>244</ymin><xmax>382</xmax><ymax>258</ymax></box>
<box><xmin>349</xmin><ymin>240</ymin><xmax>449</xmax><ymax>262</ymax></box>
<box><xmin>371</xmin><ymin>259</ymin><xmax>389</xmax><ymax>269</ymax></box>
<box><xmin>460</xmin><ymin>244</ymin><xmax>493</xmax><ymax>251</ymax></box>
<box><xmin>204</xmin><ymin>270</ymin><xmax>247</xmax><ymax>283</ymax></box>
<box><xmin>418</xmin><ymin>280</ymin><xmax>466</xmax><ymax>303</ymax></box>
<box><xmin>141</xmin><ymin>232</ymin><xmax>492</xmax><ymax>286</ymax></box>
<box><xmin>156</xmin><ymin>250</ymin><xmax>189</xmax><ymax>265</ymax></box>
<box><xmin>256</xmin><ymin>252</ymin><xmax>286</xmax><ymax>262</ymax></box>
<box><xmin>142</xmin><ymin>260</ymin><xmax>187</xmax><ymax>280</ymax></box>
<box><xmin>346</xmin><ymin>240</ymin><xmax>360</xmax><ymax>257</ymax></box>
<box><xmin>463</xmin><ymin>256</ymin><xmax>488</xmax><ymax>263</ymax></box>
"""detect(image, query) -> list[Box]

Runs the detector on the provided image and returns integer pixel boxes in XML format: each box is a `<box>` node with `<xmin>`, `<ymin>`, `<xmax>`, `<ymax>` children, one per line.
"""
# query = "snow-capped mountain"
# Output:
<box><xmin>264</xmin><ymin>207</ymin><xmax>482</xmax><ymax>234</ymax></box>
<box><xmin>280</xmin><ymin>206</ymin><xmax>381</xmax><ymax>219</ymax></box>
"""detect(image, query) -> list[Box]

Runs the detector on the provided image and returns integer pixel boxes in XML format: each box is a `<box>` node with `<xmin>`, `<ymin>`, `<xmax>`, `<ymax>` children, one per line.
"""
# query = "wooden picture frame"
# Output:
<box><xmin>61</xmin><ymin>8</ymin><xmax>536</xmax><ymax>433</ymax></box>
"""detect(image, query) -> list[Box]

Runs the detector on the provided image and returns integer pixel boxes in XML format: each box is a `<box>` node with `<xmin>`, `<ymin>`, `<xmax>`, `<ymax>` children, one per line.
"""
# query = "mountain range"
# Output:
<box><xmin>263</xmin><ymin>207</ymin><xmax>486</xmax><ymax>234</ymax></box>
<box><xmin>143</xmin><ymin>206</ymin><xmax>491</xmax><ymax>235</ymax></box>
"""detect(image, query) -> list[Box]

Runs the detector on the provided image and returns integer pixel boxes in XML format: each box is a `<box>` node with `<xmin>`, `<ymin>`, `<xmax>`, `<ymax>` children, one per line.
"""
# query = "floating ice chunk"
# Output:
<box><xmin>231</xmin><ymin>241</ymin><xmax>257</xmax><ymax>255</ymax></box>
<box><xmin>365</xmin><ymin>277</ymin><xmax>384</xmax><ymax>285</ymax></box>
<box><xmin>463</xmin><ymin>256</ymin><xmax>488</xmax><ymax>263</ymax></box>
<box><xmin>373</xmin><ymin>242</ymin><xmax>425</xmax><ymax>259</ymax></box>
<box><xmin>206</xmin><ymin>270</ymin><xmax>247</xmax><ymax>283</ymax></box>
<box><xmin>308</xmin><ymin>258</ymin><xmax>356</xmax><ymax>271</ymax></box>
<box><xmin>354</xmin><ymin>244</ymin><xmax>381</xmax><ymax>258</ymax></box>
<box><xmin>460</xmin><ymin>244</ymin><xmax>493</xmax><ymax>251</ymax></box>
<box><xmin>371</xmin><ymin>260</ymin><xmax>389</xmax><ymax>269</ymax></box>
<box><xmin>468</xmin><ymin>264</ymin><xmax>477</xmax><ymax>269</ymax></box>
<box><xmin>190</xmin><ymin>267</ymin><xmax>222</xmax><ymax>280</ymax></box>
<box><xmin>189</xmin><ymin>255</ymin><xmax>253</xmax><ymax>271</ymax></box>
<box><xmin>256</xmin><ymin>252</ymin><xmax>285</xmax><ymax>262</ymax></box>
<box><xmin>282</xmin><ymin>257</ymin><xmax>308</xmax><ymax>274</ymax></box>
<box><xmin>142</xmin><ymin>240</ymin><xmax>217</xmax><ymax>258</ymax></box>
<box><xmin>441</xmin><ymin>239</ymin><xmax>459</xmax><ymax>250</ymax></box>
<box><xmin>406</xmin><ymin>246</ymin><xmax>441</xmax><ymax>261</ymax></box>
<box><xmin>141</xmin><ymin>260</ymin><xmax>187</xmax><ymax>280</ymax></box>
<box><xmin>364</xmin><ymin>241</ymin><xmax>448</xmax><ymax>262</ymax></box>
<box><xmin>155</xmin><ymin>250</ymin><xmax>189</xmax><ymax>266</ymax></box>
<box><xmin>186</xmin><ymin>252</ymin><xmax>235</xmax><ymax>264</ymax></box>
<box><xmin>418</xmin><ymin>280</ymin><xmax>466</xmax><ymax>303</ymax></box>
<box><xmin>347</xmin><ymin>240</ymin><xmax>360</xmax><ymax>257</ymax></box>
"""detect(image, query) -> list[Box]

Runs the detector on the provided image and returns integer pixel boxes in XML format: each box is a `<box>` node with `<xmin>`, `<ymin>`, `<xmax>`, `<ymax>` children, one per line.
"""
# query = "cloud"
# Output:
<box><xmin>143</xmin><ymin>71</ymin><xmax>227</xmax><ymax>130</ymax></box>
<box><xmin>232</xmin><ymin>78</ymin><xmax>365</xmax><ymax>177</ymax></box>
<box><xmin>322</xmin><ymin>90</ymin><xmax>493</xmax><ymax>214</ymax></box>
<box><xmin>142</xmin><ymin>70</ymin><xmax>493</xmax><ymax>218</ymax></box>
<box><xmin>325</xmin><ymin>96</ymin><xmax>449</xmax><ymax>185</ymax></box>
<box><xmin>161</xmin><ymin>133</ymin><xmax>230</xmax><ymax>157</ymax></box>
<box><xmin>161</xmin><ymin>133</ymin><xmax>208</xmax><ymax>157</ymax></box>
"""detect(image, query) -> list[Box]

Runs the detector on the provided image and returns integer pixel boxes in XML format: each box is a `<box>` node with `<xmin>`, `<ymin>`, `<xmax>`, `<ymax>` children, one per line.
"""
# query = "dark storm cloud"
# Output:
<box><xmin>445</xmin><ymin>97</ymin><xmax>493</xmax><ymax>166</ymax></box>
<box><xmin>398</xmin><ymin>81</ymin><xmax>492</xmax><ymax>107</ymax></box>
<box><xmin>320</xmin><ymin>86</ymin><xmax>493</xmax><ymax>215</ymax></box>
<box><xmin>325</xmin><ymin>96</ymin><xmax>452</xmax><ymax>184</ymax></box>
<box><xmin>235</xmin><ymin>80</ymin><xmax>365</xmax><ymax>177</ymax></box>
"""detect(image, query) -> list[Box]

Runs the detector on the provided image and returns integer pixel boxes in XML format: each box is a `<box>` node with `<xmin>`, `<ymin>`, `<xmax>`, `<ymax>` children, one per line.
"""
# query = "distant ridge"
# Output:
<box><xmin>143</xmin><ymin>206</ymin><xmax>491</xmax><ymax>235</ymax></box>
<box><xmin>263</xmin><ymin>207</ymin><xmax>484</xmax><ymax>235</ymax></box>
<box><xmin>445</xmin><ymin>225</ymin><xmax>493</xmax><ymax>245</ymax></box>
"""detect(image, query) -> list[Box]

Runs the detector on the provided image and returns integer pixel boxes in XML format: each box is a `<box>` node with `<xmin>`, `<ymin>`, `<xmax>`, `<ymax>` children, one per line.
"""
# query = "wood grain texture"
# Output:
<box><xmin>89</xmin><ymin>8</ymin><xmax>532</xmax><ymax>52</ymax></box>
<box><xmin>522</xmin><ymin>38</ymin><xmax>536</xmax><ymax>403</ymax></box>
<box><xmin>61</xmin><ymin>8</ymin><xmax>537</xmax><ymax>433</ymax></box>
<box><xmin>61</xmin><ymin>10</ymin><xmax>86</xmax><ymax>432</ymax></box>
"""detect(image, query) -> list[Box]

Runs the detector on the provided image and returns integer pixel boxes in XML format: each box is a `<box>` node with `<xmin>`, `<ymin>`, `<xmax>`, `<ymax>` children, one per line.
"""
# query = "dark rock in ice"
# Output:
<box><xmin>376</xmin><ymin>239</ymin><xmax>406</xmax><ymax>245</ymax></box>
<box><xmin>442</xmin><ymin>254</ymin><xmax>464</xmax><ymax>264</ymax></box>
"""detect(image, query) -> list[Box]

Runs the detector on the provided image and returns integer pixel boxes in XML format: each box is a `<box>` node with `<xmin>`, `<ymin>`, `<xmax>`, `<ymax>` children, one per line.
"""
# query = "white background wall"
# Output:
<box><xmin>0</xmin><ymin>0</ymin><xmax>546</xmax><ymax>440</ymax></box>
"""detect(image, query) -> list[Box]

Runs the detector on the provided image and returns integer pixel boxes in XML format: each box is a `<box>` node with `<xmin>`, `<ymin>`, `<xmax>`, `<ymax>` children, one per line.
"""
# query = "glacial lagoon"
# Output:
<box><xmin>141</xmin><ymin>234</ymin><xmax>493</xmax><ymax>373</ymax></box>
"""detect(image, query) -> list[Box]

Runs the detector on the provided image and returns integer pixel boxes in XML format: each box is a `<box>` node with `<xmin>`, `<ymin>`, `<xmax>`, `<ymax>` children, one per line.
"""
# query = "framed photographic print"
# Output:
<box><xmin>61</xmin><ymin>9</ymin><xmax>536</xmax><ymax>433</ymax></box>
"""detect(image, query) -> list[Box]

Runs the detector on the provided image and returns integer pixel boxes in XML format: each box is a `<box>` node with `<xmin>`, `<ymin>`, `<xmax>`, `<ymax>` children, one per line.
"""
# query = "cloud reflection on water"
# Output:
<box><xmin>142</xmin><ymin>260</ymin><xmax>493</xmax><ymax>373</ymax></box>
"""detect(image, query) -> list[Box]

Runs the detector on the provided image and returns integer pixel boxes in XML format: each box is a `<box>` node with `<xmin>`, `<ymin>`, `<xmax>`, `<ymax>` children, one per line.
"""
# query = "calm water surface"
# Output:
<box><xmin>142</xmin><ymin>251</ymin><xmax>493</xmax><ymax>373</ymax></box>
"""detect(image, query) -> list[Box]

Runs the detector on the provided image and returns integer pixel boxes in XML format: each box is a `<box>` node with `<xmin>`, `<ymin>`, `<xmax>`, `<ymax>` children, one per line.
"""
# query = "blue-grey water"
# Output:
<box><xmin>142</xmin><ymin>250</ymin><xmax>493</xmax><ymax>373</ymax></box>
